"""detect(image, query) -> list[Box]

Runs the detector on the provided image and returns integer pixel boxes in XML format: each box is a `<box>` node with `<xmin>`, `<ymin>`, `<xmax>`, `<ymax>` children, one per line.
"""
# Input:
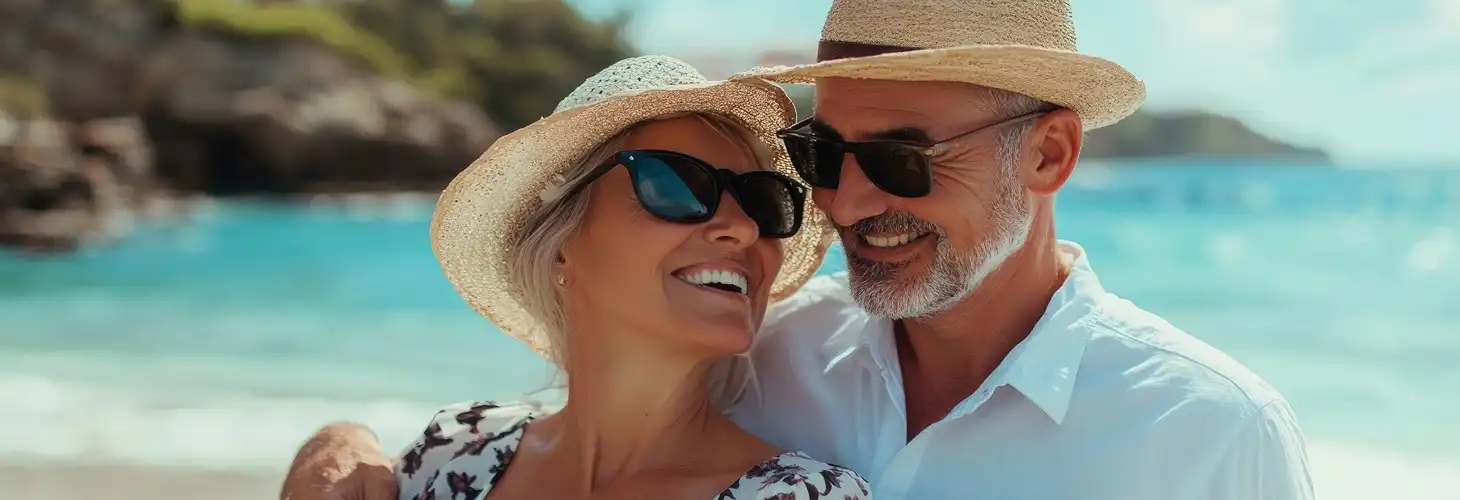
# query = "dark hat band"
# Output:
<box><xmin>817</xmin><ymin>40</ymin><xmax>921</xmax><ymax>62</ymax></box>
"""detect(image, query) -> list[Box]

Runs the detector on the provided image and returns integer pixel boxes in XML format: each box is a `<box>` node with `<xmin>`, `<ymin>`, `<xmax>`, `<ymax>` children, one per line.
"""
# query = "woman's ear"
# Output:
<box><xmin>553</xmin><ymin>251</ymin><xmax>569</xmax><ymax>287</ymax></box>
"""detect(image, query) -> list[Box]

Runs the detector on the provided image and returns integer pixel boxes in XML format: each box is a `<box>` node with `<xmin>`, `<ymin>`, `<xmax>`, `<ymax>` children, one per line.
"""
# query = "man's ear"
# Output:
<box><xmin>1021</xmin><ymin>108</ymin><xmax>1083</xmax><ymax>196</ymax></box>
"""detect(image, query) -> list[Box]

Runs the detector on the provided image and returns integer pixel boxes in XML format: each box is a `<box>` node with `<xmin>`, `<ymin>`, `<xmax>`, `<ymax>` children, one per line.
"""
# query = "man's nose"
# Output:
<box><xmin>819</xmin><ymin>155</ymin><xmax>890</xmax><ymax>227</ymax></box>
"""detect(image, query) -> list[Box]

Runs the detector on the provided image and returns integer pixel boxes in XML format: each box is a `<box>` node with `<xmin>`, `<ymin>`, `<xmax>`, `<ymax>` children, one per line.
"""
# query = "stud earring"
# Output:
<box><xmin>555</xmin><ymin>275</ymin><xmax>567</xmax><ymax>286</ymax></box>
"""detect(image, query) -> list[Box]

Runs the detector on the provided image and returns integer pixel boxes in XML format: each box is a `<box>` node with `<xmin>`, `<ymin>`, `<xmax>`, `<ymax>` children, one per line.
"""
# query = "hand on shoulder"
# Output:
<box><xmin>280</xmin><ymin>421</ymin><xmax>395</xmax><ymax>500</ymax></box>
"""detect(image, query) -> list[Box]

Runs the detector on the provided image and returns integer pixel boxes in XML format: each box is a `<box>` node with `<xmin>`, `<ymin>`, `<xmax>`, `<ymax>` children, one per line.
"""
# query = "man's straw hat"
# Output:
<box><xmin>734</xmin><ymin>0</ymin><xmax>1146</xmax><ymax>129</ymax></box>
<box><xmin>430</xmin><ymin>55</ymin><xmax>834</xmax><ymax>358</ymax></box>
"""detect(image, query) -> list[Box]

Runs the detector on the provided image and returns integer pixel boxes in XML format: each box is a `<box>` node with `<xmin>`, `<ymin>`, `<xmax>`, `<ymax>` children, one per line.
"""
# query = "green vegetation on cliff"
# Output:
<box><xmin>0</xmin><ymin>75</ymin><xmax>49</xmax><ymax>118</ymax></box>
<box><xmin>163</xmin><ymin>0</ymin><xmax>633</xmax><ymax>131</ymax></box>
<box><xmin>331</xmin><ymin>0</ymin><xmax>632</xmax><ymax>130</ymax></box>
<box><xmin>169</xmin><ymin>0</ymin><xmax>410</xmax><ymax>76</ymax></box>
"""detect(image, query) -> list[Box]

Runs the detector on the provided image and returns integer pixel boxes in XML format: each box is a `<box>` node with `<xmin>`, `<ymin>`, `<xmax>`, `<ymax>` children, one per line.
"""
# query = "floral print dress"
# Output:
<box><xmin>395</xmin><ymin>401</ymin><xmax>871</xmax><ymax>500</ymax></box>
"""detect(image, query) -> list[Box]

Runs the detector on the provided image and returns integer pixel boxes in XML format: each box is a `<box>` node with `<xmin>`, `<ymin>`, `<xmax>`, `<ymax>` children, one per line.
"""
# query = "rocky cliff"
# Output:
<box><xmin>0</xmin><ymin>0</ymin><xmax>505</xmax><ymax>252</ymax></box>
<box><xmin>1</xmin><ymin>0</ymin><xmax>500</xmax><ymax>194</ymax></box>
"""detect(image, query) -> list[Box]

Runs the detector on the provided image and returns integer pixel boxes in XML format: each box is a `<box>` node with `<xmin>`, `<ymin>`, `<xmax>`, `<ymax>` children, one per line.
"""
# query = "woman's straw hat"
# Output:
<box><xmin>430</xmin><ymin>55</ymin><xmax>835</xmax><ymax>358</ymax></box>
<box><xmin>733</xmin><ymin>0</ymin><xmax>1146</xmax><ymax>129</ymax></box>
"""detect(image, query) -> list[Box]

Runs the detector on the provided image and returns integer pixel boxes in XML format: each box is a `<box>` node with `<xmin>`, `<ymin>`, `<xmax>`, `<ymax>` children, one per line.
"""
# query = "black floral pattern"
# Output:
<box><xmin>402</xmin><ymin>418</ymin><xmax>456</xmax><ymax>478</ymax></box>
<box><xmin>393</xmin><ymin>401</ymin><xmax>870</xmax><ymax>500</ymax></box>
<box><xmin>455</xmin><ymin>401</ymin><xmax>500</xmax><ymax>433</ymax></box>
<box><xmin>410</xmin><ymin>470</ymin><xmax>439</xmax><ymax>500</ymax></box>
<box><xmin>445</xmin><ymin>470</ymin><xmax>483</xmax><ymax>500</ymax></box>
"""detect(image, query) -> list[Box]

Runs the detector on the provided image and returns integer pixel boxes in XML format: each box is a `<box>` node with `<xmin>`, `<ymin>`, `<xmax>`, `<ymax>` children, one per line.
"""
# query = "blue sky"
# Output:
<box><xmin>565</xmin><ymin>0</ymin><xmax>1460</xmax><ymax>166</ymax></box>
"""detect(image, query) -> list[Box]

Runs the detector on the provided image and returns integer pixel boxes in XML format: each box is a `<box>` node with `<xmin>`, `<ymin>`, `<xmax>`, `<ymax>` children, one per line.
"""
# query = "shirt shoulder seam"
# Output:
<box><xmin>1085</xmin><ymin>309</ymin><xmax>1280</xmax><ymax>413</ymax></box>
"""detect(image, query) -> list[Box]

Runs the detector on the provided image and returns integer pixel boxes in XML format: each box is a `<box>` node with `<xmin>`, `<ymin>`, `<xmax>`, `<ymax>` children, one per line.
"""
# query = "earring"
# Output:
<box><xmin>555</xmin><ymin>275</ymin><xmax>567</xmax><ymax>286</ymax></box>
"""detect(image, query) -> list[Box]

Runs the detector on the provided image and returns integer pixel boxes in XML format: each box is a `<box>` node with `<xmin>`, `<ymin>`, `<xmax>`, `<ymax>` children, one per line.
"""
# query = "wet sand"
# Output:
<box><xmin>0</xmin><ymin>460</ymin><xmax>283</xmax><ymax>500</ymax></box>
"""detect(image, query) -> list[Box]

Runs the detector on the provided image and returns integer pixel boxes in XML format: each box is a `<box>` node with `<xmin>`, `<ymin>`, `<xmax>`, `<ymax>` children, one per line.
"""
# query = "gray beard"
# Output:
<box><xmin>846</xmin><ymin>176</ymin><xmax>1032</xmax><ymax>319</ymax></box>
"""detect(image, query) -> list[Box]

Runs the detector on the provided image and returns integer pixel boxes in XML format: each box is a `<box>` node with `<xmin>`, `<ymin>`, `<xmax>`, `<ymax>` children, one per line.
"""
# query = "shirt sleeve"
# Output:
<box><xmin>1205</xmin><ymin>399</ymin><xmax>1316</xmax><ymax>500</ymax></box>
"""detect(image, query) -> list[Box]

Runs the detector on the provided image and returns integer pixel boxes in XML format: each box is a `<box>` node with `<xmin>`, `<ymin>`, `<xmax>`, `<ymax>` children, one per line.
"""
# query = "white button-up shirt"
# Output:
<box><xmin>719</xmin><ymin>241</ymin><xmax>1315</xmax><ymax>499</ymax></box>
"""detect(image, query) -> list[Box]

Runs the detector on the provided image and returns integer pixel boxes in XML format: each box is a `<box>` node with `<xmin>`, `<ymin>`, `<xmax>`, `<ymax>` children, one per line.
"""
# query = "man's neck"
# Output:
<box><xmin>530</xmin><ymin>332</ymin><xmax>749</xmax><ymax>491</ymax></box>
<box><xmin>898</xmin><ymin>222</ymin><xmax>1071</xmax><ymax>437</ymax></box>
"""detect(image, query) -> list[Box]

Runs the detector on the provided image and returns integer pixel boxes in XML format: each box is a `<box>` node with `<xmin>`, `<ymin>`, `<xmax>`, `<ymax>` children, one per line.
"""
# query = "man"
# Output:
<box><xmin>282</xmin><ymin>1</ymin><xmax>1314</xmax><ymax>499</ymax></box>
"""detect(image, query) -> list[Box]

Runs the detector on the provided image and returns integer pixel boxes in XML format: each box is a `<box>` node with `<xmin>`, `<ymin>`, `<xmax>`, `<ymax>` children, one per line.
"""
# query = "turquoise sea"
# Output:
<box><xmin>3</xmin><ymin>162</ymin><xmax>1459</xmax><ymax>498</ymax></box>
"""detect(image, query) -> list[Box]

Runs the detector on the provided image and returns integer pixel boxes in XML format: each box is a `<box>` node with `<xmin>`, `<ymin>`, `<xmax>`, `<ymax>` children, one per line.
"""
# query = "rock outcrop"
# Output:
<box><xmin>0</xmin><ymin>114</ymin><xmax>154</xmax><ymax>253</ymax></box>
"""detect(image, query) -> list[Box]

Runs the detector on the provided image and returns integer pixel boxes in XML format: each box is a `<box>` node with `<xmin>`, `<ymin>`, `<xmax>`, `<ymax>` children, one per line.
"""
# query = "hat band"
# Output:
<box><xmin>817</xmin><ymin>40</ymin><xmax>919</xmax><ymax>62</ymax></box>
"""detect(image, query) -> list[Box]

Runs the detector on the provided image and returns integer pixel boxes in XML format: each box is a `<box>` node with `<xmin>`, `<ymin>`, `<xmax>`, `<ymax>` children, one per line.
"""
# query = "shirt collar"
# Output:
<box><xmin>995</xmin><ymin>241</ymin><xmax>1105</xmax><ymax>424</ymax></box>
<box><xmin>821</xmin><ymin>240</ymin><xmax>1106</xmax><ymax>425</ymax></box>
<box><xmin>819</xmin><ymin>272</ymin><xmax>895</xmax><ymax>372</ymax></box>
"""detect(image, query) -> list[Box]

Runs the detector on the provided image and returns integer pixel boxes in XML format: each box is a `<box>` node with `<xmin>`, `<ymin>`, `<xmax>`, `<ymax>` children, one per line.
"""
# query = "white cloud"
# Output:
<box><xmin>1386</xmin><ymin>69</ymin><xmax>1460</xmax><ymax>99</ymax></box>
<box><xmin>623</xmin><ymin>0</ymin><xmax>822</xmax><ymax>54</ymax></box>
<box><xmin>1140</xmin><ymin>0</ymin><xmax>1298</xmax><ymax>128</ymax></box>
<box><xmin>1351</xmin><ymin>0</ymin><xmax>1460</xmax><ymax>72</ymax></box>
<box><xmin>1150</xmin><ymin>0</ymin><xmax>1287</xmax><ymax>53</ymax></box>
<box><xmin>1439</xmin><ymin>0</ymin><xmax>1460</xmax><ymax>24</ymax></box>
<box><xmin>1137</xmin><ymin>0</ymin><xmax>1459</xmax><ymax>164</ymax></box>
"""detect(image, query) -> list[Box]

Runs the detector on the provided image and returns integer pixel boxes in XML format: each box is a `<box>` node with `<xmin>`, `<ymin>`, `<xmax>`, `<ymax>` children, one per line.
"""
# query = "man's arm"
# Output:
<box><xmin>279</xmin><ymin>421</ymin><xmax>397</xmax><ymax>500</ymax></box>
<box><xmin>1205</xmin><ymin>399</ymin><xmax>1316</xmax><ymax>499</ymax></box>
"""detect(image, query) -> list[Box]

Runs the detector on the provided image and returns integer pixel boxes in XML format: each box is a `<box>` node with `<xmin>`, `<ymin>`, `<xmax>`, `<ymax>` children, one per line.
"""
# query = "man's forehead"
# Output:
<box><xmin>812</xmin><ymin>78</ymin><xmax>992</xmax><ymax>141</ymax></box>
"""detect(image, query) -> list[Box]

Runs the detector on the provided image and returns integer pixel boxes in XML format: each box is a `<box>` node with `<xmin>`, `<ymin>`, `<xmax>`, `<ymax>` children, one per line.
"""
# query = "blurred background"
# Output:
<box><xmin>1</xmin><ymin>0</ymin><xmax>1457</xmax><ymax>498</ymax></box>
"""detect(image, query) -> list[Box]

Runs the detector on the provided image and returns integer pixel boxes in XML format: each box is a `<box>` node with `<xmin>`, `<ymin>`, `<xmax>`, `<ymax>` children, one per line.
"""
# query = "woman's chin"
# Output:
<box><xmin>676</xmin><ymin>318</ymin><xmax>757</xmax><ymax>356</ymax></box>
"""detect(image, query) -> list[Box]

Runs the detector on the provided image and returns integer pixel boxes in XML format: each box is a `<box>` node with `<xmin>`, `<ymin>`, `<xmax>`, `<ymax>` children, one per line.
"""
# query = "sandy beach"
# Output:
<box><xmin>1</xmin><ymin>460</ymin><xmax>283</xmax><ymax>500</ymax></box>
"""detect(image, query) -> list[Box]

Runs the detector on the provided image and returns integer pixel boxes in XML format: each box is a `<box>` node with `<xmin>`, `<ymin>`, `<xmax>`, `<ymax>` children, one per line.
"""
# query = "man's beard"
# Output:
<box><xmin>844</xmin><ymin>174</ymin><xmax>1032</xmax><ymax>319</ymax></box>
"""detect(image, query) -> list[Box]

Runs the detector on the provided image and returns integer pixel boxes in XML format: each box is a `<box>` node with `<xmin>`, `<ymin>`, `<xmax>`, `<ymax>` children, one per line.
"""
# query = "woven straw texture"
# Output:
<box><xmin>430</xmin><ymin>56</ymin><xmax>835</xmax><ymax>359</ymax></box>
<box><xmin>732</xmin><ymin>0</ymin><xmax>1146</xmax><ymax>130</ymax></box>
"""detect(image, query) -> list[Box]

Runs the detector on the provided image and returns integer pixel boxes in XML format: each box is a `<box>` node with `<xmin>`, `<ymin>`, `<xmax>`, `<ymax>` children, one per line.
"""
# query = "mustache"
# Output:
<box><xmin>838</xmin><ymin>212</ymin><xmax>940</xmax><ymax>236</ymax></box>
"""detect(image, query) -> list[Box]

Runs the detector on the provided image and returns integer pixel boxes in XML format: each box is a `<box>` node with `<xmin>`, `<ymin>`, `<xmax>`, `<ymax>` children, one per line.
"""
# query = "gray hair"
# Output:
<box><xmin>506</xmin><ymin>112</ymin><xmax>775</xmax><ymax>369</ymax></box>
<box><xmin>970</xmin><ymin>87</ymin><xmax>1059</xmax><ymax>169</ymax></box>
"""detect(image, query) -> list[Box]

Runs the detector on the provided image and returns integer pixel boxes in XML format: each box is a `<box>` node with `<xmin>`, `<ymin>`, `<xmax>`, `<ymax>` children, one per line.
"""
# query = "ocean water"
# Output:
<box><xmin>2</xmin><ymin>162</ymin><xmax>1459</xmax><ymax>498</ymax></box>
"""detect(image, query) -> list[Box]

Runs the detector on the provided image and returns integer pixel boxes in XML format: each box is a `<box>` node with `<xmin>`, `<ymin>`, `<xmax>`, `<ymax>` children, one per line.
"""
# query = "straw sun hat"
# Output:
<box><xmin>430</xmin><ymin>55</ymin><xmax>834</xmax><ymax>357</ymax></box>
<box><xmin>733</xmin><ymin>0</ymin><xmax>1146</xmax><ymax>129</ymax></box>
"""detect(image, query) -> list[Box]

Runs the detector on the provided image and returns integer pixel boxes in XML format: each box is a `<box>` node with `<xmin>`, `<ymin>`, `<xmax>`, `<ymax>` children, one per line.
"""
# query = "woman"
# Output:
<box><xmin>395</xmin><ymin>56</ymin><xmax>866</xmax><ymax>499</ymax></box>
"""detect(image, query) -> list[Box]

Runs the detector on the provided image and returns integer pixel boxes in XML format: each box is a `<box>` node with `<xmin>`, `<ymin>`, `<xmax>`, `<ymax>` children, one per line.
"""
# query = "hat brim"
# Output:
<box><xmin>732</xmin><ymin>44</ymin><xmax>1146</xmax><ymax>130</ymax></box>
<box><xmin>430</xmin><ymin>79</ymin><xmax>836</xmax><ymax>359</ymax></box>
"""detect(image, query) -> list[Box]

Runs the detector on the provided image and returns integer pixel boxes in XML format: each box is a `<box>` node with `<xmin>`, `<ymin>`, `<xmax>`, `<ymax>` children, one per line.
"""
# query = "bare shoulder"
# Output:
<box><xmin>723</xmin><ymin>451</ymin><xmax>871</xmax><ymax>499</ymax></box>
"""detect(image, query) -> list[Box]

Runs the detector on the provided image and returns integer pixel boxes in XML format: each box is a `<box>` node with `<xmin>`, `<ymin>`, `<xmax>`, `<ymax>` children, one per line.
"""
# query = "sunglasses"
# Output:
<box><xmin>776</xmin><ymin>110</ymin><xmax>1050</xmax><ymax>198</ymax></box>
<box><xmin>563</xmin><ymin>149</ymin><xmax>806</xmax><ymax>239</ymax></box>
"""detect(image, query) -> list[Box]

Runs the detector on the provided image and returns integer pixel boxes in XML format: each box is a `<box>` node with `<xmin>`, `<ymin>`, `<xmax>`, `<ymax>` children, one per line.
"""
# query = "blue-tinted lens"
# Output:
<box><xmin>626</xmin><ymin>154</ymin><xmax>712</xmax><ymax>220</ymax></box>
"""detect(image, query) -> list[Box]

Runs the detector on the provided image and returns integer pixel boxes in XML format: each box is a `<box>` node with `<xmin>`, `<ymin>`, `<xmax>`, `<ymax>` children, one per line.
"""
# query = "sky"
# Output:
<box><xmin>565</xmin><ymin>0</ymin><xmax>1460</xmax><ymax>166</ymax></box>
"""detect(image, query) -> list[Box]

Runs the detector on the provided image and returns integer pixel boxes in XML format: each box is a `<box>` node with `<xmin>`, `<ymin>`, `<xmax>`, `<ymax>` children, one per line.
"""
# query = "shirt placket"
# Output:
<box><xmin>870</xmin><ymin>347</ymin><xmax>1014</xmax><ymax>499</ymax></box>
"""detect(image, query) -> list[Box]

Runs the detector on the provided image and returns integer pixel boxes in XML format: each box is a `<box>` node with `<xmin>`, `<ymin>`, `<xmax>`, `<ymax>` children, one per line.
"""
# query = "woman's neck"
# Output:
<box><xmin>533</xmin><ymin>333</ymin><xmax>747</xmax><ymax>490</ymax></box>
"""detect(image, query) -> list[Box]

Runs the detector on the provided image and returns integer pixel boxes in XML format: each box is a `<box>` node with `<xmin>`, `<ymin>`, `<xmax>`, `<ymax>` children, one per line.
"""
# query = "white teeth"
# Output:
<box><xmin>677</xmin><ymin>269</ymin><xmax>749</xmax><ymax>295</ymax></box>
<box><xmin>863</xmin><ymin>233</ymin><xmax>922</xmax><ymax>248</ymax></box>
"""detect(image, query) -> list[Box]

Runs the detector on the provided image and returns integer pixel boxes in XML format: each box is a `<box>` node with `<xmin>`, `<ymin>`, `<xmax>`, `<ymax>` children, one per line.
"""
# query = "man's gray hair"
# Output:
<box><xmin>974</xmin><ymin>87</ymin><xmax>1059</xmax><ymax>169</ymax></box>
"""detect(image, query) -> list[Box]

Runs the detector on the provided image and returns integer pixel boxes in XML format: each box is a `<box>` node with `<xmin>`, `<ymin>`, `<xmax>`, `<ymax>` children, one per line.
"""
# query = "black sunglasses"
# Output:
<box><xmin>562</xmin><ymin>149</ymin><xmax>806</xmax><ymax>239</ymax></box>
<box><xmin>775</xmin><ymin>110</ymin><xmax>1050</xmax><ymax>198</ymax></box>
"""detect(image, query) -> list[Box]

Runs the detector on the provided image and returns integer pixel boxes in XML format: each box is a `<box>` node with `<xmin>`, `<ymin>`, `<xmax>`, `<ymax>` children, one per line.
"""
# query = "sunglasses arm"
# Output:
<box><xmin>539</xmin><ymin>160</ymin><xmax>618</xmax><ymax>203</ymax></box>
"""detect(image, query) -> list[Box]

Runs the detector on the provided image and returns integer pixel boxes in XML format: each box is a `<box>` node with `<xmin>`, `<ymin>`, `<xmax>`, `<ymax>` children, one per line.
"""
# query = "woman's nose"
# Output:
<box><xmin>702</xmin><ymin>191</ymin><xmax>759</xmax><ymax>247</ymax></box>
